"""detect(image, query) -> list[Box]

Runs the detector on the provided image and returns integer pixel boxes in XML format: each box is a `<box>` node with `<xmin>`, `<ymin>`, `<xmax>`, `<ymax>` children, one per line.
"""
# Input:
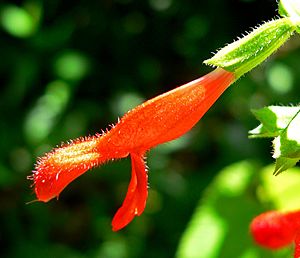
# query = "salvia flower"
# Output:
<box><xmin>29</xmin><ymin>68</ymin><xmax>235</xmax><ymax>231</ymax></box>
<box><xmin>250</xmin><ymin>210</ymin><xmax>300</xmax><ymax>257</ymax></box>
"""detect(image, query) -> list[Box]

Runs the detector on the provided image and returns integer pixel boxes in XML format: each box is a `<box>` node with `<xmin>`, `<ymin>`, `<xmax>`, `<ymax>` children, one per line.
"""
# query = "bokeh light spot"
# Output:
<box><xmin>177</xmin><ymin>206</ymin><xmax>226</xmax><ymax>258</ymax></box>
<box><xmin>216</xmin><ymin>161</ymin><xmax>253</xmax><ymax>197</ymax></box>
<box><xmin>96</xmin><ymin>240</ymin><xmax>128</xmax><ymax>258</ymax></box>
<box><xmin>112</xmin><ymin>92</ymin><xmax>144</xmax><ymax>116</ymax></box>
<box><xmin>149</xmin><ymin>0</ymin><xmax>172</xmax><ymax>11</ymax></box>
<box><xmin>267</xmin><ymin>62</ymin><xmax>294</xmax><ymax>94</ymax></box>
<box><xmin>1</xmin><ymin>5</ymin><xmax>36</xmax><ymax>38</ymax></box>
<box><xmin>24</xmin><ymin>80</ymin><xmax>71</xmax><ymax>144</ymax></box>
<box><xmin>54</xmin><ymin>51</ymin><xmax>90</xmax><ymax>81</ymax></box>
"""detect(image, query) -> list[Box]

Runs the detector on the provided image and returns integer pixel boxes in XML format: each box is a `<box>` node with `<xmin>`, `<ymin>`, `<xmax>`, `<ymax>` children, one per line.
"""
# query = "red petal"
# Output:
<box><xmin>294</xmin><ymin>232</ymin><xmax>300</xmax><ymax>258</ymax></box>
<box><xmin>250</xmin><ymin>211</ymin><xmax>296</xmax><ymax>249</ymax></box>
<box><xmin>107</xmin><ymin>68</ymin><xmax>234</xmax><ymax>150</ymax></box>
<box><xmin>112</xmin><ymin>152</ymin><xmax>148</xmax><ymax>231</ymax></box>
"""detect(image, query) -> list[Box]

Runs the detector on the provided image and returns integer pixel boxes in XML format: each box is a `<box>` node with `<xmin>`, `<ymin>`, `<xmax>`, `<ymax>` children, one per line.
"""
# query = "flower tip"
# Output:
<box><xmin>111</xmin><ymin>212</ymin><xmax>133</xmax><ymax>232</ymax></box>
<box><xmin>250</xmin><ymin>211</ymin><xmax>295</xmax><ymax>249</ymax></box>
<box><xmin>111</xmin><ymin>223</ymin><xmax>123</xmax><ymax>232</ymax></box>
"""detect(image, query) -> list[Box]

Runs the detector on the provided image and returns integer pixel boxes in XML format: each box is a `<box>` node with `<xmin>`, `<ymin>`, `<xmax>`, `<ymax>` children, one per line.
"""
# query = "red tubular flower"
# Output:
<box><xmin>30</xmin><ymin>68</ymin><xmax>235</xmax><ymax>231</ymax></box>
<box><xmin>250</xmin><ymin>210</ymin><xmax>300</xmax><ymax>257</ymax></box>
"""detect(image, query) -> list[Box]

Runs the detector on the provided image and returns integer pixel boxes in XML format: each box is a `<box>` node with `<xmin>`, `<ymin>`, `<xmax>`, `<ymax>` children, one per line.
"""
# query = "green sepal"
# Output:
<box><xmin>249</xmin><ymin>106</ymin><xmax>300</xmax><ymax>175</ymax></box>
<box><xmin>204</xmin><ymin>18</ymin><xmax>295</xmax><ymax>78</ymax></box>
<box><xmin>272</xmin><ymin>109</ymin><xmax>300</xmax><ymax>174</ymax></box>
<box><xmin>249</xmin><ymin>106</ymin><xmax>300</xmax><ymax>138</ymax></box>
<box><xmin>274</xmin><ymin>156</ymin><xmax>299</xmax><ymax>176</ymax></box>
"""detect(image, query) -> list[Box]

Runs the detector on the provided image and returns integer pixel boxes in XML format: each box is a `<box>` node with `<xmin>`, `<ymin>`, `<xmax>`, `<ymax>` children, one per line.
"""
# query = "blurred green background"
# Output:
<box><xmin>0</xmin><ymin>0</ymin><xmax>300</xmax><ymax>257</ymax></box>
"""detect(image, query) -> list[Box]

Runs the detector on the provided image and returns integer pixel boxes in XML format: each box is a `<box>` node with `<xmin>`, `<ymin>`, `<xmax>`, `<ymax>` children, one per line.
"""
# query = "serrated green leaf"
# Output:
<box><xmin>250</xmin><ymin>105</ymin><xmax>300</xmax><ymax>174</ymax></box>
<box><xmin>273</xmin><ymin>157</ymin><xmax>299</xmax><ymax>175</ymax></box>
<box><xmin>284</xmin><ymin>109</ymin><xmax>300</xmax><ymax>156</ymax></box>
<box><xmin>249</xmin><ymin>106</ymin><xmax>300</xmax><ymax>138</ymax></box>
<box><xmin>273</xmin><ymin>121</ymin><xmax>300</xmax><ymax>159</ymax></box>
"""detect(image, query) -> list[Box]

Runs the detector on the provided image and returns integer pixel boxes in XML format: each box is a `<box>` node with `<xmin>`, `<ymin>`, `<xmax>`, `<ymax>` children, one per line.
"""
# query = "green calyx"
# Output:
<box><xmin>204</xmin><ymin>18</ymin><xmax>295</xmax><ymax>79</ymax></box>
